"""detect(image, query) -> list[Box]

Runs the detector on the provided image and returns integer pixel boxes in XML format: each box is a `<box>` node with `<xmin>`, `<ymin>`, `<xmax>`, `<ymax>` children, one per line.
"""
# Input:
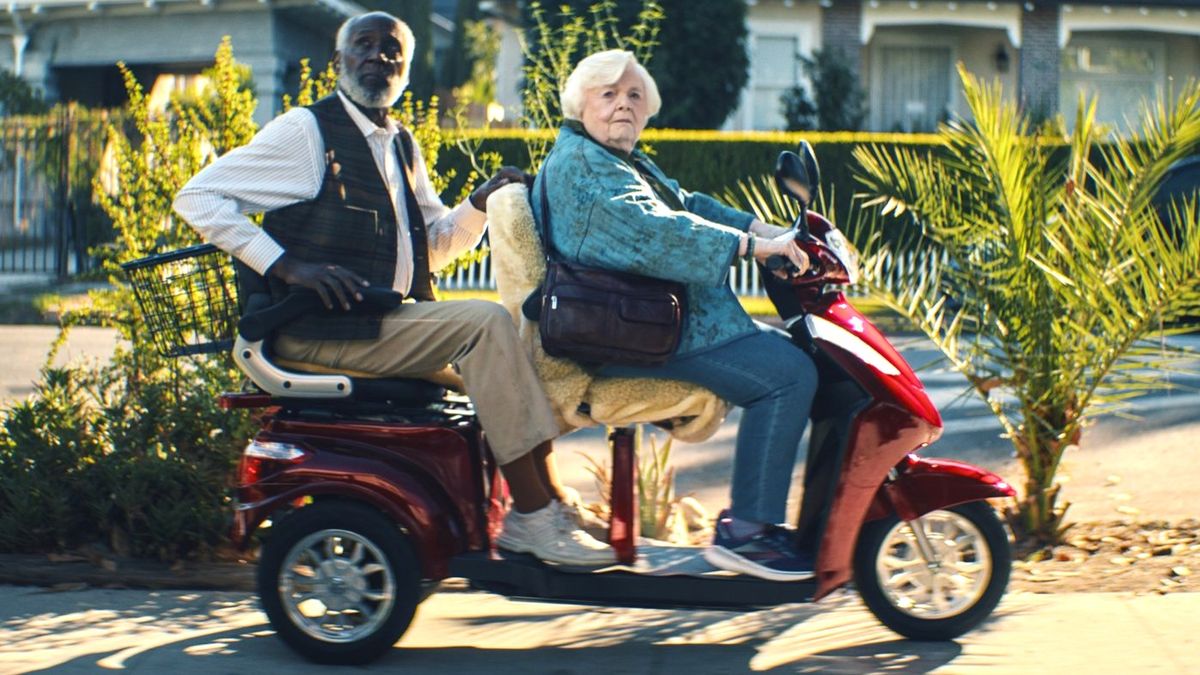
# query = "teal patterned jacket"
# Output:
<box><xmin>533</xmin><ymin>124</ymin><xmax>758</xmax><ymax>356</ymax></box>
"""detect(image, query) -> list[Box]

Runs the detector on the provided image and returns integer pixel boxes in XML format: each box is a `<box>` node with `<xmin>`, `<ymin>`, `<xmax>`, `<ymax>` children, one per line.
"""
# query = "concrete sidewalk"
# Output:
<box><xmin>0</xmin><ymin>584</ymin><xmax>1196</xmax><ymax>673</ymax></box>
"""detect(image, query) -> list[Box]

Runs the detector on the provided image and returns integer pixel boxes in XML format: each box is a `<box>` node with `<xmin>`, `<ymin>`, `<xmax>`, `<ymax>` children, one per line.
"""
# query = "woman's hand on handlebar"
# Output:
<box><xmin>268</xmin><ymin>253</ymin><xmax>369</xmax><ymax>311</ymax></box>
<box><xmin>754</xmin><ymin>232</ymin><xmax>811</xmax><ymax>279</ymax></box>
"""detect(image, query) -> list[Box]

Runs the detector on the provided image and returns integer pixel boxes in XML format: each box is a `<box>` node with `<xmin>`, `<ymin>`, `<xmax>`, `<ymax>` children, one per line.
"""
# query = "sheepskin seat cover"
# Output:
<box><xmin>486</xmin><ymin>182</ymin><xmax>729</xmax><ymax>441</ymax></box>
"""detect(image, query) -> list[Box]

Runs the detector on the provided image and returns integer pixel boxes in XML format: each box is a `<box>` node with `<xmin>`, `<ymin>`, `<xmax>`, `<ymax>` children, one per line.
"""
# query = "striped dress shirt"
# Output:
<box><xmin>173</xmin><ymin>91</ymin><xmax>486</xmax><ymax>295</ymax></box>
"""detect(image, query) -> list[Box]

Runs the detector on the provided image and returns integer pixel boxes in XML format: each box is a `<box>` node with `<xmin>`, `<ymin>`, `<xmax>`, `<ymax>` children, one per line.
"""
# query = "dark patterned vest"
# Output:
<box><xmin>260</xmin><ymin>94</ymin><xmax>435</xmax><ymax>340</ymax></box>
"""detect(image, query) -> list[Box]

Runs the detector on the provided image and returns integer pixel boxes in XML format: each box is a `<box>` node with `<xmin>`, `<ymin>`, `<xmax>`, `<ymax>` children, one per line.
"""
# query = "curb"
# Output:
<box><xmin>0</xmin><ymin>554</ymin><xmax>255</xmax><ymax>592</ymax></box>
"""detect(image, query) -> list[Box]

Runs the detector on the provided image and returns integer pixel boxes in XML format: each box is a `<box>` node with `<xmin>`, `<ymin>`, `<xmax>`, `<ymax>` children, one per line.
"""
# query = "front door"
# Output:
<box><xmin>878</xmin><ymin>46</ymin><xmax>953</xmax><ymax>133</ymax></box>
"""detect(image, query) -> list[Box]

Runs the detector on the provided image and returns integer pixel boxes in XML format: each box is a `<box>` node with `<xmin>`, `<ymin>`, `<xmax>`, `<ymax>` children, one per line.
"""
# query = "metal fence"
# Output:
<box><xmin>440</xmin><ymin>250</ymin><xmax>804</xmax><ymax>298</ymax></box>
<box><xmin>0</xmin><ymin>107</ymin><xmax>116</xmax><ymax>278</ymax></box>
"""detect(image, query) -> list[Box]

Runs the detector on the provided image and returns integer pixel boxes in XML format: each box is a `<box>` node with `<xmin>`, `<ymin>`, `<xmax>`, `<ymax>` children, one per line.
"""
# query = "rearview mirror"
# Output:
<box><xmin>774</xmin><ymin>141</ymin><xmax>821</xmax><ymax>208</ymax></box>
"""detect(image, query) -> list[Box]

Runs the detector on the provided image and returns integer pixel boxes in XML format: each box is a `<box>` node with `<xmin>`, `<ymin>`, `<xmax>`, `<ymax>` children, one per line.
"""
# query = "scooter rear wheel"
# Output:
<box><xmin>257</xmin><ymin>501</ymin><xmax>422</xmax><ymax>664</ymax></box>
<box><xmin>854</xmin><ymin>501</ymin><xmax>1011</xmax><ymax>641</ymax></box>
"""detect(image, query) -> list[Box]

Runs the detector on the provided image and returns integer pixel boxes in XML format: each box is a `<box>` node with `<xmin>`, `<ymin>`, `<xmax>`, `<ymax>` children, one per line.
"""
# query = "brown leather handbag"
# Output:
<box><xmin>530</xmin><ymin>177</ymin><xmax>686</xmax><ymax>367</ymax></box>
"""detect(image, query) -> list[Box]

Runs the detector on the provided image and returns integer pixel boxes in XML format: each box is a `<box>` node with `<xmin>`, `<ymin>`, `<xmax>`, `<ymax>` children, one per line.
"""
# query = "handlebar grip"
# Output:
<box><xmin>764</xmin><ymin>255</ymin><xmax>798</xmax><ymax>274</ymax></box>
<box><xmin>764</xmin><ymin>252</ymin><xmax>820</xmax><ymax>278</ymax></box>
<box><xmin>237</xmin><ymin>287</ymin><xmax>404</xmax><ymax>342</ymax></box>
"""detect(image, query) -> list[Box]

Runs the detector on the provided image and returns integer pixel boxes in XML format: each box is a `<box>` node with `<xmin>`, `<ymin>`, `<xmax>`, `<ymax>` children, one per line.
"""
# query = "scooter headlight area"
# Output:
<box><xmin>822</xmin><ymin>228</ymin><xmax>860</xmax><ymax>285</ymax></box>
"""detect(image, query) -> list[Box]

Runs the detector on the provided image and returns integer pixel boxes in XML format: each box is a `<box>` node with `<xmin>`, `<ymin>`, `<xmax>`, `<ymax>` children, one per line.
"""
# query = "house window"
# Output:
<box><xmin>1060</xmin><ymin>38</ymin><xmax>1165</xmax><ymax>127</ymax></box>
<box><xmin>751</xmin><ymin>35</ymin><xmax>800</xmax><ymax>130</ymax></box>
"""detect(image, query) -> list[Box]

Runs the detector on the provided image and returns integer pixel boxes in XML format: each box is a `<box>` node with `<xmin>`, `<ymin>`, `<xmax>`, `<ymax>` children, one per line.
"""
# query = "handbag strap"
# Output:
<box><xmin>521</xmin><ymin>167</ymin><xmax>560</xmax><ymax>322</ymax></box>
<box><xmin>537</xmin><ymin>171</ymin><xmax>565</xmax><ymax>263</ymax></box>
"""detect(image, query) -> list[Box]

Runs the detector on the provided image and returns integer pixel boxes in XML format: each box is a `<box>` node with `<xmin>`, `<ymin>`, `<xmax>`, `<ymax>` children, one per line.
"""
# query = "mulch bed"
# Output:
<box><xmin>1009</xmin><ymin>519</ymin><xmax>1199</xmax><ymax>594</ymax></box>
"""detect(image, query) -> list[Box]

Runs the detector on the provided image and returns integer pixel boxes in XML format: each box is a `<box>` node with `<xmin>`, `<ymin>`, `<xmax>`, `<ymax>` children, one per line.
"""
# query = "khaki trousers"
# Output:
<box><xmin>274</xmin><ymin>300</ymin><xmax>560</xmax><ymax>465</ymax></box>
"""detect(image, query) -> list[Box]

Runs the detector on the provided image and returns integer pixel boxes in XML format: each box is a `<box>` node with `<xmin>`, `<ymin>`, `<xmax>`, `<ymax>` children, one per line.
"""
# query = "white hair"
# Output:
<box><xmin>335</xmin><ymin>11</ymin><xmax>416</xmax><ymax>95</ymax></box>
<box><xmin>560</xmin><ymin>49</ymin><xmax>661</xmax><ymax>121</ymax></box>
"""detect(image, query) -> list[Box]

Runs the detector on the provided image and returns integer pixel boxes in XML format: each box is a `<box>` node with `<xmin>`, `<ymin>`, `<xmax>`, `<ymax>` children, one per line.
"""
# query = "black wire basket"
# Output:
<box><xmin>120</xmin><ymin>243</ymin><xmax>240</xmax><ymax>358</ymax></box>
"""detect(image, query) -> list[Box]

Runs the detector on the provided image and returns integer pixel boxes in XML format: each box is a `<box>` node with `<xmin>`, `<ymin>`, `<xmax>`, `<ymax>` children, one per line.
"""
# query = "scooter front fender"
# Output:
<box><xmin>877</xmin><ymin>455</ymin><xmax>1016</xmax><ymax>522</ymax></box>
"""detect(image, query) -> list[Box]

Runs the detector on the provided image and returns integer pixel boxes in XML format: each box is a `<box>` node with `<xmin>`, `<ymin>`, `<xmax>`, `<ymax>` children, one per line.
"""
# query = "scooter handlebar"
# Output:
<box><xmin>764</xmin><ymin>251</ymin><xmax>821</xmax><ymax>278</ymax></box>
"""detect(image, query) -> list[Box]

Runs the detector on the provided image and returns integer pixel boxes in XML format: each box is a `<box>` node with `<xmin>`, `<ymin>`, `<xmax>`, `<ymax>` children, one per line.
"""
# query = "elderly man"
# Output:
<box><xmin>173</xmin><ymin>12</ymin><xmax>612</xmax><ymax>566</ymax></box>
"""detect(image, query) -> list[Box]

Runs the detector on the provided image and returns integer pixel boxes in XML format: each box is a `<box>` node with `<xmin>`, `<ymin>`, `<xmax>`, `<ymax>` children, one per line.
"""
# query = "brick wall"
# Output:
<box><xmin>1019</xmin><ymin>3</ymin><xmax>1061</xmax><ymax>119</ymax></box>
<box><xmin>820</xmin><ymin>0</ymin><xmax>863</xmax><ymax>75</ymax></box>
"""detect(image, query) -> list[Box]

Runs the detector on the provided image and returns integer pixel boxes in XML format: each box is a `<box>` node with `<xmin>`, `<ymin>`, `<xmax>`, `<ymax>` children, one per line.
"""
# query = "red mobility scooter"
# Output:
<box><xmin>124</xmin><ymin>143</ymin><xmax>1015</xmax><ymax>665</ymax></box>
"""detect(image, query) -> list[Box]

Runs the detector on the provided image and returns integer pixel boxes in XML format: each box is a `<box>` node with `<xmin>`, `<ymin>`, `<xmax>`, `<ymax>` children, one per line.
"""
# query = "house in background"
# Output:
<box><xmin>0</xmin><ymin>0</ymin><xmax>365</xmax><ymax>124</ymax></box>
<box><xmin>481</xmin><ymin>0</ymin><xmax>1199</xmax><ymax>132</ymax></box>
<box><xmin>1</xmin><ymin>0</ymin><xmax>1196</xmax><ymax>130</ymax></box>
<box><xmin>736</xmin><ymin>0</ymin><xmax>1200</xmax><ymax>132</ymax></box>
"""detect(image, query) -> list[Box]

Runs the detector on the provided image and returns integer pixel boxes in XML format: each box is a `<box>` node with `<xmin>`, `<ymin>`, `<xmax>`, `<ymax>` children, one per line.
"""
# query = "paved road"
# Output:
<box><xmin>1</xmin><ymin>584</ymin><xmax>1197</xmax><ymax>674</ymax></box>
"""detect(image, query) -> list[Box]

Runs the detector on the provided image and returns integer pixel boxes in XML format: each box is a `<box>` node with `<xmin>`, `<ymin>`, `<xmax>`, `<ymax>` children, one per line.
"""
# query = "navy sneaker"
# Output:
<box><xmin>703</xmin><ymin>511</ymin><xmax>815</xmax><ymax>582</ymax></box>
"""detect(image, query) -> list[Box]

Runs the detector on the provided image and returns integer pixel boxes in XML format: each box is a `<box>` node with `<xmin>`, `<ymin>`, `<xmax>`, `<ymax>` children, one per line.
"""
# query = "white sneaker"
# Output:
<box><xmin>496</xmin><ymin>502</ymin><xmax>616</xmax><ymax>566</ymax></box>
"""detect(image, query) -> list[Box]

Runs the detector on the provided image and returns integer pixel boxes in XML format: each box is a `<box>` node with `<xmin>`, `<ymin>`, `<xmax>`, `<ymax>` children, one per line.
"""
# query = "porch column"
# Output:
<box><xmin>820</xmin><ymin>0</ymin><xmax>863</xmax><ymax>76</ymax></box>
<box><xmin>1019</xmin><ymin>2</ymin><xmax>1060</xmax><ymax>119</ymax></box>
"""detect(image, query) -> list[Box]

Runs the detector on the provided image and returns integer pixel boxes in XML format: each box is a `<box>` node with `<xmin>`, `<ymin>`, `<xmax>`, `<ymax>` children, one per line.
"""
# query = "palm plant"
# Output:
<box><xmin>848</xmin><ymin>66</ymin><xmax>1200</xmax><ymax>543</ymax></box>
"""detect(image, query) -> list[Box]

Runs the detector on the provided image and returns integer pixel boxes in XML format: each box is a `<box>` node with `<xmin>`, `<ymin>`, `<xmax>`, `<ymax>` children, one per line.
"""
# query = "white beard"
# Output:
<box><xmin>339</xmin><ymin>72</ymin><xmax>404</xmax><ymax>109</ymax></box>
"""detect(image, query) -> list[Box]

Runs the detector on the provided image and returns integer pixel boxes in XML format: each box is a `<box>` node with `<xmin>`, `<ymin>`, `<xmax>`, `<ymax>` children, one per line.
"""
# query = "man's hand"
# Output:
<box><xmin>469</xmin><ymin>166</ymin><xmax>534</xmax><ymax>211</ymax></box>
<box><xmin>268</xmin><ymin>253</ymin><xmax>369</xmax><ymax>311</ymax></box>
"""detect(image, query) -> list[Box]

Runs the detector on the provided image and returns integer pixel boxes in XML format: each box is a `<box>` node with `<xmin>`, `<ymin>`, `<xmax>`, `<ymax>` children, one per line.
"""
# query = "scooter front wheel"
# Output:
<box><xmin>854</xmin><ymin>501</ymin><xmax>1011</xmax><ymax>641</ymax></box>
<box><xmin>257</xmin><ymin>501</ymin><xmax>422</xmax><ymax>664</ymax></box>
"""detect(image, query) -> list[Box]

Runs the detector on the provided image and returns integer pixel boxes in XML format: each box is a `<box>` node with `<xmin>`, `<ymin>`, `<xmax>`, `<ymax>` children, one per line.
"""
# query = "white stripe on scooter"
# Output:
<box><xmin>805</xmin><ymin>315</ymin><xmax>902</xmax><ymax>377</ymax></box>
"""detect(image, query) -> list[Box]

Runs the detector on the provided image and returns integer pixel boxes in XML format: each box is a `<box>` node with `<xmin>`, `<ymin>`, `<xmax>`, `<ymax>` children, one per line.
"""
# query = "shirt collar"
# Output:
<box><xmin>563</xmin><ymin>119</ymin><xmax>645</xmax><ymax>163</ymax></box>
<box><xmin>562</xmin><ymin>119</ymin><xmax>642</xmax><ymax>162</ymax></box>
<box><xmin>337</xmin><ymin>90</ymin><xmax>399</xmax><ymax>139</ymax></box>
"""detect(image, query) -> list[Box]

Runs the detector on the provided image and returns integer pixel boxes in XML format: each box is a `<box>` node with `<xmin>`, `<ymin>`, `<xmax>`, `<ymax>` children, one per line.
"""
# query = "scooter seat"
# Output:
<box><xmin>272</xmin><ymin>356</ymin><xmax>459</xmax><ymax>404</ymax></box>
<box><xmin>341</xmin><ymin>376</ymin><xmax>447</xmax><ymax>404</ymax></box>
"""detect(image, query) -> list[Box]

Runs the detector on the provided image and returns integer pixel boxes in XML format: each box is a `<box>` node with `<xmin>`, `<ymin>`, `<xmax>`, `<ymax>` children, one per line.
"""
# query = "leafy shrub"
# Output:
<box><xmin>0</xmin><ymin>38</ymin><xmax>260</xmax><ymax>562</ymax></box>
<box><xmin>0</xmin><ymin>368</ymin><xmax>106</xmax><ymax>552</ymax></box>
<box><xmin>781</xmin><ymin>48</ymin><xmax>867</xmax><ymax>132</ymax></box>
<box><xmin>0</xmin><ymin>70</ymin><xmax>48</xmax><ymax>116</ymax></box>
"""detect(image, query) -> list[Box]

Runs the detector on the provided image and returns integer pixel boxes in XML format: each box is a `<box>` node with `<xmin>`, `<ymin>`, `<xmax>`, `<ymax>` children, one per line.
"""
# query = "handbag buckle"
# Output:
<box><xmin>551</xmin><ymin>295</ymin><xmax>558</xmax><ymax>310</ymax></box>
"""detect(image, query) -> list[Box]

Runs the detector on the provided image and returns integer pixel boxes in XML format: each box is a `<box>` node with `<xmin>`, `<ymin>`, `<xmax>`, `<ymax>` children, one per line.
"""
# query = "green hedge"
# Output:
<box><xmin>436</xmin><ymin>129</ymin><xmax>943</xmax><ymax>225</ymax></box>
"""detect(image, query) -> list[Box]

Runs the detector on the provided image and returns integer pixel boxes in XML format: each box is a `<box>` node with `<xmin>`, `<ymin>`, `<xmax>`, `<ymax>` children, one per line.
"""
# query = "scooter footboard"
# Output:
<box><xmin>875</xmin><ymin>455</ymin><xmax>1016</xmax><ymax>522</ymax></box>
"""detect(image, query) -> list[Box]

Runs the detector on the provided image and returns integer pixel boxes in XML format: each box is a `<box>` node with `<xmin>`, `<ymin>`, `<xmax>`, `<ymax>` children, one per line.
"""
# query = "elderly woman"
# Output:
<box><xmin>532</xmin><ymin>50</ymin><xmax>820</xmax><ymax>581</ymax></box>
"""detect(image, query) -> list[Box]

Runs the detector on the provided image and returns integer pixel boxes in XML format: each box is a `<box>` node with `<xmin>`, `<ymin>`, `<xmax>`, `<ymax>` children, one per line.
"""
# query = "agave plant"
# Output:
<box><xmin>847</xmin><ymin>66</ymin><xmax>1200</xmax><ymax>543</ymax></box>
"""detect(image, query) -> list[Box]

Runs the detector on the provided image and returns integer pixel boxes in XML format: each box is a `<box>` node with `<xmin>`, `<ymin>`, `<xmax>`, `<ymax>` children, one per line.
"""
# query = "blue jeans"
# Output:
<box><xmin>599</xmin><ymin>328</ymin><xmax>818</xmax><ymax>524</ymax></box>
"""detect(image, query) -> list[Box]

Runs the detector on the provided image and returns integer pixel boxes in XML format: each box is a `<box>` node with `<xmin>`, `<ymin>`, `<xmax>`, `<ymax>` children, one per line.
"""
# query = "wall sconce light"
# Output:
<box><xmin>994</xmin><ymin>44</ymin><xmax>1010</xmax><ymax>73</ymax></box>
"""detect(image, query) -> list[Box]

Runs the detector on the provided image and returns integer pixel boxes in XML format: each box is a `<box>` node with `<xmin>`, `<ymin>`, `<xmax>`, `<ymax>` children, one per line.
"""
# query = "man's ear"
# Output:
<box><xmin>331</xmin><ymin>51</ymin><xmax>342</xmax><ymax>74</ymax></box>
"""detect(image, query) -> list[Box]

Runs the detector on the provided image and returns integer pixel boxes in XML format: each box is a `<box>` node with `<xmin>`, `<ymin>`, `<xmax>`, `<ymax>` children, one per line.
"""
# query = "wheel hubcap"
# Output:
<box><xmin>875</xmin><ymin>510</ymin><xmax>992</xmax><ymax>620</ymax></box>
<box><xmin>278</xmin><ymin>528</ymin><xmax>395</xmax><ymax>643</ymax></box>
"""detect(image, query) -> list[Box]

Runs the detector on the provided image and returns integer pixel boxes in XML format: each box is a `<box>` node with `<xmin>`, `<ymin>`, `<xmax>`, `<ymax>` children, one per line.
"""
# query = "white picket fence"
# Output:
<box><xmin>440</xmin><ymin>247</ymin><xmax>942</xmax><ymax>303</ymax></box>
<box><xmin>439</xmin><ymin>252</ymin><xmax>861</xmax><ymax>298</ymax></box>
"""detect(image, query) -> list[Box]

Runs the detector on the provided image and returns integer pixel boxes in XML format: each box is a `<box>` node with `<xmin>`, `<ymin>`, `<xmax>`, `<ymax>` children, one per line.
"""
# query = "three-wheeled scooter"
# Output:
<box><xmin>123</xmin><ymin>142</ymin><xmax>1015</xmax><ymax>665</ymax></box>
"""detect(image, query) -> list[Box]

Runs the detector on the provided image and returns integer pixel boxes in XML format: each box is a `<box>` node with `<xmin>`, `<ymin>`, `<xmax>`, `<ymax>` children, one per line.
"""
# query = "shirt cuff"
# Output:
<box><xmin>453</xmin><ymin>201</ymin><xmax>488</xmax><ymax>237</ymax></box>
<box><xmin>239</xmin><ymin>231</ymin><xmax>286</xmax><ymax>276</ymax></box>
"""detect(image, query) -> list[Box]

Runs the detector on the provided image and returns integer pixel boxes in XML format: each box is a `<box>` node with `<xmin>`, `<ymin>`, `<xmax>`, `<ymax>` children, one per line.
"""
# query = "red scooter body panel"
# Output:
<box><xmin>805</xmin><ymin>294</ymin><xmax>946</xmax><ymax>599</ymax></box>
<box><xmin>812</xmin><ymin>402</ymin><xmax>940</xmax><ymax>598</ymax></box>
<box><xmin>814</xmin><ymin>295</ymin><xmax>941</xmax><ymax>429</ymax></box>
<box><xmin>880</xmin><ymin>455</ymin><xmax>1016</xmax><ymax>522</ymax></box>
<box><xmin>232</xmin><ymin>417</ymin><xmax>484</xmax><ymax>579</ymax></box>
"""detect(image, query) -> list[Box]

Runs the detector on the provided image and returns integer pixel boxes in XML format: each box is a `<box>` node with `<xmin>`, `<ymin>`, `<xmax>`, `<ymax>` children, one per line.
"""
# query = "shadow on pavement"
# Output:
<box><xmin>24</xmin><ymin>595</ymin><xmax>968</xmax><ymax>674</ymax></box>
